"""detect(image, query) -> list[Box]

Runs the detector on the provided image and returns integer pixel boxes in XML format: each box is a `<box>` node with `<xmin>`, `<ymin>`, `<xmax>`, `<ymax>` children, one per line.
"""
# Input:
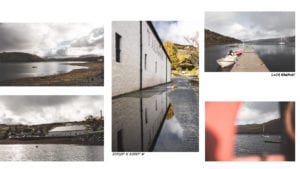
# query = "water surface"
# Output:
<box><xmin>0</xmin><ymin>144</ymin><xmax>103</xmax><ymax>161</ymax></box>
<box><xmin>205</xmin><ymin>43</ymin><xmax>295</xmax><ymax>72</ymax></box>
<box><xmin>235</xmin><ymin>134</ymin><xmax>281</xmax><ymax>156</ymax></box>
<box><xmin>0</xmin><ymin>61</ymin><xmax>87</xmax><ymax>81</ymax></box>
<box><xmin>112</xmin><ymin>76</ymin><xmax>199</xmax><ymax>152</ymax></box>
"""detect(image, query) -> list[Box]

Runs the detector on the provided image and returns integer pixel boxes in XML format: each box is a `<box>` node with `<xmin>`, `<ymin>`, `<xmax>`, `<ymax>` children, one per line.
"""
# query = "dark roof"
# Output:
<box><xmin>146</xmin><ymin>21</ymin><xmax>172</xmax><ymax>63</ymax></box>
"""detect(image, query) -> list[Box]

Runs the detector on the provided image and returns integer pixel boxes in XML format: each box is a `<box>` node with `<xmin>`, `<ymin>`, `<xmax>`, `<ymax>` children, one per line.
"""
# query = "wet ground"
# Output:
<box><xmin>112</xmin><ymin>75</ymin><xmax>199</xmax><ymax>152</ymax></box>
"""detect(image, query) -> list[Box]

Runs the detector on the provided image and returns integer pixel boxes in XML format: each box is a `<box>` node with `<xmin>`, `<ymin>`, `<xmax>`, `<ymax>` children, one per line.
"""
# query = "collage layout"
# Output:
<box><xmin>0</xmin><ymin>12</ymin><xmax>295</xmax><ymax>162</ymax></box>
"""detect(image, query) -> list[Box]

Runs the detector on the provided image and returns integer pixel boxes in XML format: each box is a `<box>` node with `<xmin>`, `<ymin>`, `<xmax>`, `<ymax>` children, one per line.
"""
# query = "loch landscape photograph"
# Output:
<box><xmin>0</xmin><ymin>23</ymin><xmax>104</xmax><ymax>86</ymax></box>
<box><xmin>205</xmin><ymin>12</ymin><xmax>295</xmax><ymax>72</ymax></box>
<box><xmin>0</xmin><ymin>96</ymin><xmax>104</xmax><ymax>161</ymax></box>
<box><xmin>206</xmin><ymin>102</ymin><xmax>295</xmax><ymax>161</ymax></box>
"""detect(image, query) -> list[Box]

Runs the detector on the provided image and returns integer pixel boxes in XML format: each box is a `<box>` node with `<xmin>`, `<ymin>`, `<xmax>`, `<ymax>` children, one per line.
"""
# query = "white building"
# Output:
<box><xmin>112</xmin><ymin>21</ymin><xmax>172</xmax><ymax>97</ymax></box>
<box><xmin>47</xmin><ymin>125</ymin><xmax>87</xmax><ymax>137</ymax></box>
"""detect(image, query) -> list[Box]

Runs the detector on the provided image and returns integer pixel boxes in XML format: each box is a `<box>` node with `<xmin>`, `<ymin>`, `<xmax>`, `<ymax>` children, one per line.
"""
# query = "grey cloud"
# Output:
<box><xmin>0</xmin><ymin>96</ymin><xmax>104</xmax><ymax>125</ymax></box>
<box><xmin>2</xmin><ymin>117</ymin><xmax>14</xmax><ymax>124</ymax></box>
<box><xmin>237</xmin><ymin>102</ymin><xmax>280</xmax><ymax>125</ymax></box>
<box><xmin>91</xmin><ymin>27</ymin><xmax>104</xmax><ymax>37</ymax></box>
<box><xmin>0</xmin><ymin>23</ymin><xmax>104</xmax><ymax>57</ymax></box>
<box><xmin>0</xmin><ymin>23</ymin><xmax>35</xmax><ymax>51</ymax></box>
<box><xmin>205</xmin><ymin>12</ymin><xmax>295</xmax><ymax>40</ymax></box>
<box><xmin>243</xmin><ymin>102</ymin><xmax>279</xmax><ymax>114</ymax></box>
<box><xmin>71</xmin><ymin>27</ymin><xmax>104</xmax><ymax>48</ymax></box>
<box><xmin>55</xmin><ymin>48</ymin><xmax>68</xmax><ymax>56</ymax></box>
<box><xmin>1</xmin><ymin>96</ymin><xmax>77</xmax><ymax>113</ymax></box>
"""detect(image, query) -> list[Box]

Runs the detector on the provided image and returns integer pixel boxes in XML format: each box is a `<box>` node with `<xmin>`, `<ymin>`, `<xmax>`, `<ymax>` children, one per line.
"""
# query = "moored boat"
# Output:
<box><xmin>234</xmin><ymin>49</ymin><xmax>244</xmax><ymax>56</ymax></box>
<box><xmin>216</xmin><ymin>55</ymin><xmax>237</xmax><ymax>68</ymax></box>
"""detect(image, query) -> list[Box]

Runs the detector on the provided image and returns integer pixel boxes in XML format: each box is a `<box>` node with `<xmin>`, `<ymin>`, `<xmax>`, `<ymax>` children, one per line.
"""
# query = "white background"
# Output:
<box><xmin>0</xmin><ymin>0</ymin><xmax>298</xmax><ymax>168</ymax></box>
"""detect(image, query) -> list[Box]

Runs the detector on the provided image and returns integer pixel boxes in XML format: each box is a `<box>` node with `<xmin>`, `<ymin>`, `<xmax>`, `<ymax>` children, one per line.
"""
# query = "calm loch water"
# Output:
<box><xmin>0</xmin><ymin>61</ymin><xmax>87</xmax><ymax>81</ymax></box>
<box><xmin>0</xmin><ymin>144</ymin><xmax>103</xmax><ymax>161</ymax></box>
<box><xmin>205</xmin><ymin>43</ymin><xmax>295</xmax><ymax>72</ymax></box>
<box><xmin>235</xmin><ymin>134</ymin><xmax>281</xmax><ymax>156</ymax></box>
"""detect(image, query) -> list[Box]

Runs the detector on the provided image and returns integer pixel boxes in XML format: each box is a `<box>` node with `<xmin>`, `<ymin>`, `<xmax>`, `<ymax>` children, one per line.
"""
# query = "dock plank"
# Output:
<box><xmin>231</xmin><ymin>48</ymin><xmax>269</xmax><ymax>72</ymax></box>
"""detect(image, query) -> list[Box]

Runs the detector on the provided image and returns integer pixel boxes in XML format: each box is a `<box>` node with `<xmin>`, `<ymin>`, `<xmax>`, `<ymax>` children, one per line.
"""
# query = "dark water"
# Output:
<box><xmin>205</xmin><ymin>43</ymin><xmax>295</xmax><ymax>72</ymax></box>
<box><xmin>0</xmin><ymin>61</ymin><xmax>87</xmax><ymax>81</ymax></box>
<box><xmin>235</xmin><ymin>134</ymin><xmax>281</xmax><ymax>156</ymax></box>
<box><xmin>0</xmin><ymin>144</ymin><xmax>103</xmax><ymax>161</ymax></box>
<box><xmin>112</xmin><ymin>76</ymin><xmax>199</xmax><ymax>152</ymax></box>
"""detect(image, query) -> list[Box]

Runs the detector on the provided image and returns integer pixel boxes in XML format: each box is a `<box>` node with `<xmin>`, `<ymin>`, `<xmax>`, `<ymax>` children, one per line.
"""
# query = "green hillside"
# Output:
<box><xmin>237</xmin><ymin>118</ymin><xmax>281</xmax><ymax>134</ymax></box>
<box><xmin>205</xmin><ymin>29</ymin><xmax>242</xmax><ymax>46</ymax></box>
<box><xmin>0</xmin><ymin>52</ymin><xmax>44</xmax><ymax>62</ymax></box>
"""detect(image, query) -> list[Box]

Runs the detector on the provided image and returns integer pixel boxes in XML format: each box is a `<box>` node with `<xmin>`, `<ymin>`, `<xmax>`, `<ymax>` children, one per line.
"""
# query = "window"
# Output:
<box><xmin>147</xmin><ymin>29</ymin><xmax>150</xmax><ymax>46</ymax></box>
<box><xmin>144</xmin><ymin>54</ymin><xmax>147</xmax><ymax>70</ymax></box>
<box><xmin>117</xmin><ymin>129</ymin><xmax>124</xmax><ymax>151</ymax></box>
<box><xmin>145</xmin><ymin>108</ymin><xmax>148</xmax><ymax>124</ymax></box>
<box><xmin>115</xmin><ymin>33</ymin><xmax>121</xmax><ymax>62</ymax></box>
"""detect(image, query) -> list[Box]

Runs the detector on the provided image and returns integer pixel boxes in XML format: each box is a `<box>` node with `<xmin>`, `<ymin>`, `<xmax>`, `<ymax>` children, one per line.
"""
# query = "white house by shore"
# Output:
<box><xmin>47</xmin><ymin>125</ymin><xmax>87</xmax><ymax>137</ymax></box>
<box><xmin>112</xmin><ymin>21</ymin><xmax>172</xmax><ymax>97</ymax></box>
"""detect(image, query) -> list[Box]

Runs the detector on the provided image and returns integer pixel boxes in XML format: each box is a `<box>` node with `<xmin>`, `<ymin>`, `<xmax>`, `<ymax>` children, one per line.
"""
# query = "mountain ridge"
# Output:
<box><xmin>237</xmin><ymin>118</ymin><xmax>281</xmax><ymax>134</ymax></box>
<box><xmin>205</xmin><ymin>29</ymin><xmax>242</xmax><ymax>46</ymax></box>
<box><xmin>0</xmin><ymin>52</ymin><xmax>103</xmax><ymax>62</ymax></box>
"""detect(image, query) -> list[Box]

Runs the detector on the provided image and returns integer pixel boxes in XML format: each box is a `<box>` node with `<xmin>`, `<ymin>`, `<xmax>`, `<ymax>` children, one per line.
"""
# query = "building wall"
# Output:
<box><xmin>167</xmin><ymin>57</ymin><xmax>171</xmax><ymax>82</ymax></box>
<box><xmin>112</xmin><ymin>97</ymin><xmax>142</xmax><ymax>151</ymax></box>
<box><xmin>112</xmin><ymin>89</ymin><xmax>170</xmax><ymax>152</ymax></box>
<box><xmin>47</xmin><ymin>130</ymin><xmax>86</xmax><ymax>137</ymax></box>
<box><xmin>141</xmin><ymin>22</ymin><xmax>170</xmax><ymax>89</ymax></box>
<box><xmin>142</xmin><ymin>89</ymin><xmax>170</xmax><ymax>151</ymax></box>
<box><xmin>112</xmin><ymin>21</ymin><xmax>171</xmax><ymax>97</ymax></box>
<box><xmin>112</xmin><ymin>21</ymin><xmax>141</xmax><ymax>97</ymax></box>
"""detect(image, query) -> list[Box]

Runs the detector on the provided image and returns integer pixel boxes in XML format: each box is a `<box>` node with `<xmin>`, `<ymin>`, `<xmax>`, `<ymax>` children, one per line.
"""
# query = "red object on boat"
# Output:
<box><xmin>234</xmin><ymin>49</ymin><xmax>244</xmax><ymax>56</ymax></box>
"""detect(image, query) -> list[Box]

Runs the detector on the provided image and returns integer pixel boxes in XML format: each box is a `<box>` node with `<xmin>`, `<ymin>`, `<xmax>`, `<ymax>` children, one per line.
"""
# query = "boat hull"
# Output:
<box><xmin>234</xmin><ymin>49</ymin><xmax>244</xmax><ymax>56</ymax></box>
<box><xmin>216</xmin><ymin>55</ymin><xmax>237</xmax><ymax>68</ymax></box>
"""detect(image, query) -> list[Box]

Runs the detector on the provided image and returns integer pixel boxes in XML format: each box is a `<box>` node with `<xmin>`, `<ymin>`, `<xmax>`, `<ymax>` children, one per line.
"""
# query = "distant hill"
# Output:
<box><xmin>46</xmin><ymin>55</ymin><xmax>103</xmax><ymax>62</ymax></box>
<box><xmin>174</xmin><ymin>43</ymin><xmax>195</xmax><ymax>50</ymax></box>
<box><xmin>245</xmin><ymin>36</ymin><xmax>295</xmax><ymax>44</ymax></box>
<box><xmin>0</xmin><ymin>118</ymin><xmax>104</xmax><ymax>137</ymax></box>
<box><xmin>174</xmin><ymin>43</ymin><xmax>198</xmax><ymax>69</ymax></box>
<box><xmin>205</xmin><ymin>29</ymin><xmax>242</xmax><ymax>46</ymax></box>
<box><xmin>237</xmin><ymin>118</ymin><xmax>281</xmax><ymax>134</ymax></box>
<box><xmin>0</xmin><ymin>52</ymin><xmax>44</xmax><ymax>62</ymax></box>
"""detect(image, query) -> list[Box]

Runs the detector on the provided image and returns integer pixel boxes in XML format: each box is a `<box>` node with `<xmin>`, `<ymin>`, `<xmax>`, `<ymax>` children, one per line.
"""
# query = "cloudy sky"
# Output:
<box><xmin>205</xmin><ymin>12</ymin><xmax>295</xmax><ymax>40</ymax></box>
<box><xmin>153</xmin><ymin>21</ymin><xmax>199</xmax><ymax>46</ymax></box>
<box><xmin>0</xmin><ymin>96</ymin><xmax>103</xmax><ymax>125</ymax></box>
<box><xmin>236</xmin><ymin>102</ymin><xmax>280</xmax><ymax>125</ymax></box>
<box><xmin>0</xmin><ymin>23</ymin><xmax>104</xmax><ymax>57</ymax></box>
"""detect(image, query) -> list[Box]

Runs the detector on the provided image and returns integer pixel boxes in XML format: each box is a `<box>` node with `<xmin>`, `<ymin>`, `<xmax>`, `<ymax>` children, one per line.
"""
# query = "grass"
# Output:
<box><xmin>87</xmin><ymin>130</ymin><xmax>104</xmax><ymax>134</ymax></box>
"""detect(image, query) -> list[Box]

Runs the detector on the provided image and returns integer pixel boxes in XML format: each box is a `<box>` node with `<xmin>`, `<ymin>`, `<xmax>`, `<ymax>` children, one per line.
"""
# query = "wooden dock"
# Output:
<box><xmin>231</xmin><ymin>48</ymin><xmax>270</xmax><ymax>72</ymax></box>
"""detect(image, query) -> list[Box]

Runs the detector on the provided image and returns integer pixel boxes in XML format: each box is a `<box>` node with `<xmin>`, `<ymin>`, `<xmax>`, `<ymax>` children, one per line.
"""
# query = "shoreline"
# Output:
<box><xmin>0</xmin><ymin>133</ymin><xmax>104</xmax><ymax>146</ymax></box>
<box><xmin>0</xmin><ymin>62</ymin><xmax>104</xmax><ymax>86</ymax></box>
<box><xmin>0</xmin><ymin>139</ymin><xmax>103</xmax><ymax>146</ymax></box>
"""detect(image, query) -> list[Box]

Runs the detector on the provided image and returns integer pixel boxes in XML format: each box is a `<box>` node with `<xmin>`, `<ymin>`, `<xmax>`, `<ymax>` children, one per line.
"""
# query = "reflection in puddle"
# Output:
<box><xmin>112</xmin><ymin>78</ymin><xmax>199</xmax><ymax>152</ymax></box>
<box><xmin>112</xmin><ymin>86</ymin><xmax>170</xmax><ymax>152</ymax></box>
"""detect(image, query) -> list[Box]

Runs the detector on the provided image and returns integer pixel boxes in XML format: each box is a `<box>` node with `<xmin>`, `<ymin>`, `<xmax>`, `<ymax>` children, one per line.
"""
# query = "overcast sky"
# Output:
<box><xmin>236</xmin><ymin>102</ymin><xmax>280</xmax><ymax>125</ymax></box>
<box><xmin>0</xmin><ymin>96</ymin><xmax>103</xmax><ymax>125</ymax></box>
<box><xmin>0</xmin><ymin>23</ymin><xmax>104</xmax><ymax>58</ymax></box>
<box><xmin>153</xmin><ymin>21</ymin><xmax>199</xmax><ymax>46</ymax></box>
<box><xmin>205</xmin><ymin>12</ymin><xmax>295</xmax><ymax>40</ymax></box>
